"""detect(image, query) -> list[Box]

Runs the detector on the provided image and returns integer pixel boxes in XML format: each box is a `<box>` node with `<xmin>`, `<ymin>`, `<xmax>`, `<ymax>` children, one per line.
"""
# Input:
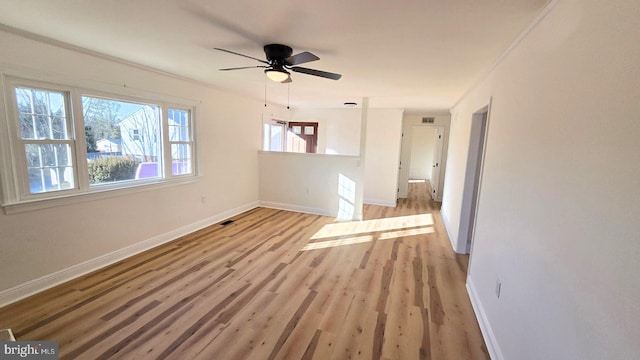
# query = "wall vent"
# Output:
<box><xmin>422</xmin><ymin>117</ymin><xmax>435</xmax><ymax>124</ymax></box>
<box><xmin>220</xmin><ymin>220</ymin><xmax>235</xmax><ymax>226</ymax></box>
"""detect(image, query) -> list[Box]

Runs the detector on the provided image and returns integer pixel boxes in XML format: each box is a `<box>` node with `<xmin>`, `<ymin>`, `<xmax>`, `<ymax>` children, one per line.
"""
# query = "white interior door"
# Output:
<box><xmin>430</xmin><ymin>127</ymin><xmax>444</xmax><ymax>200</ymax></box>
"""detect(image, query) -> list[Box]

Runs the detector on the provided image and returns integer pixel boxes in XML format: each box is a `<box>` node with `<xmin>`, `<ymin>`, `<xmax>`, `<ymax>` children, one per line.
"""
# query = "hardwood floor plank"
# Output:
<box><xmin>300</xmin><ymin>329</ymin><xmax>323</xmax><ymax>360</ymax></box>
<box><xmin>0</xmin><ymin>181</ymin><xmax>489</xmax><ymax>360</ymax></box>
<box><xmin>266</xmin><ymin>290</ymin><xmax>318</xmax><ymax>360</ymax></box>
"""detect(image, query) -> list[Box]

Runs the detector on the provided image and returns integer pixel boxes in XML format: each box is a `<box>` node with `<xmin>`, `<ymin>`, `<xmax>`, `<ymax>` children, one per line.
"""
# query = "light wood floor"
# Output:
<box><xmin>0</xmin><ymin>180</ymin><xmax>489</xmax><ymax>360</ymax></box>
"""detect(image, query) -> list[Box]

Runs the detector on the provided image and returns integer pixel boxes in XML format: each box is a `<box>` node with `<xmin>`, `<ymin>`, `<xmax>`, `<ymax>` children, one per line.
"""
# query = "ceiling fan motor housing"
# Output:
<box><xmin>264</xmin><ymin>44</ymin><xmax>293</xmax><ymax>64</ymax></box>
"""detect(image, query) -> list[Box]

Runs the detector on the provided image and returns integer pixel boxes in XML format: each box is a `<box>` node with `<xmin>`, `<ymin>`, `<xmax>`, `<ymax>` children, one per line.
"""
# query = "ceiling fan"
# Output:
<box><xmin>214</xmin><ymin>44</ymin><xmax>342</xmax><ymax>83</ymax></box>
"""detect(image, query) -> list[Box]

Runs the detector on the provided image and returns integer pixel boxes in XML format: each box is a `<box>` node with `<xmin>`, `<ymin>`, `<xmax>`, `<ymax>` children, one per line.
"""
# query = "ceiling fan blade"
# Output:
<box><xmin>213</xmin><ymin>48</ymin><xmax>269</xmax><ymax>64</ymax></box>
<box><xmin>285</xmin><ymin>51</ymin><xmax>320</xmax><ymax>66</ymax></box>
<box><xmin>219</xmin><ymin>66</ymin><xmax>268</xmax><ymax>71</ymax></box>
<box><xmin>291</xmin><ymin>67</ymin><xmax>342</xmax><ymax>80</ymax></box>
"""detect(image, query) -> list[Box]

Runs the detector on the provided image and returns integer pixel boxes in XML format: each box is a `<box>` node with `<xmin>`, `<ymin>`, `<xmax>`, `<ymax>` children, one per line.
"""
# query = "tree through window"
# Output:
<box><xmin>3</xmin><ymin>77</ymin><xmax>197</xmax><ymax>204</ymax></box>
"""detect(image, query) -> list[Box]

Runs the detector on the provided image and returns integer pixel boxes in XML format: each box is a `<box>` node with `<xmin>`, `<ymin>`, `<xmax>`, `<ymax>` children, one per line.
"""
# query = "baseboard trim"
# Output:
<box><xmin>466</xmin><ymin>277</ymin><xmax>504</xmax><ymax>360</ymax></box>
<box><xmin>0</xmin><ymin>201</ymin><xmax>259</xmax><ymax>307</ymax></box>
<box><xmin>363</xmin><ymin>198</ymin><xmax>397</xmax><ymax>207</ymax></box>
<box><xmin>259</xmin><ymin>201</ymin><xmax>334</xmax><ymax>218</ymax></box>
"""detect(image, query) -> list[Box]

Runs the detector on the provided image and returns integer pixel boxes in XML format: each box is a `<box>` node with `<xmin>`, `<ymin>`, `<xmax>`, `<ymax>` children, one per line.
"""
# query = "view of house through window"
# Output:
<box><xmin>4</xmin><ymin>78</ymin><xmax>197</xmax><ymax>203</ymax></box>
<box><xmin>83</xmin><ymin>96</ymin><xmax>161</xmax><ymax>185</ymax></box>
<box><xmin>83</xmin><ymin>97</ymin><xmax>194</xmax><ymax>184</ymax></box>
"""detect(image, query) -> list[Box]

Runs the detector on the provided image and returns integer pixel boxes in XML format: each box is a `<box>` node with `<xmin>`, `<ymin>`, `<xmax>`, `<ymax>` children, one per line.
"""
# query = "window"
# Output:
<box><xmin>262</xmin><ymin>119</ymin><xmax>319</xmax><ymax>154</ymax></box>
<box><xmin>1</xmin><ymin>77</ymin><xmax>197</xmax><ymax>208</ymax></box>
<box><xmin>15</xmin><ymin>86</ymin><xmax>76</xmax><ymax>194</ymax></box>
<box><xmin>130</xmin><ymin>129</ymin><xmax>141</xmax><ymax>141</ymax></box>
<box><xmin>83</xmin><ymin>96</ymin><xmax>161</xmax><ymax>184</ymax></box>
<box><xmin>263</xmin><ymin>119</ymin><xmax>286</xmax><ymax>152</ymax></box>
<box><xmin>167</xmin><ymin>108</ymin><xmax>193</xmax><ymax>176</ymax></box>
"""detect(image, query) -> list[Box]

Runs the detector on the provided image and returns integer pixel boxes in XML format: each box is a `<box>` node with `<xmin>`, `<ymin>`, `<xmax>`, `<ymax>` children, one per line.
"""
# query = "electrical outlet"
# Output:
<box><xmin>200</xmin><ymin>196</ymin><xmax>207</xmax><ymax>204</ymax></box>
<box><xmin>495</xmin><ymin>279</ymin><xmax>502</xmax><ymax>299</ymax></box>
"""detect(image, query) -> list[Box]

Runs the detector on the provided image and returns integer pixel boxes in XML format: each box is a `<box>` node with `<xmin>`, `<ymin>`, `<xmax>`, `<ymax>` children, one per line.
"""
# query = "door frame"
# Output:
<box><xmin>398</xmin><ymin>124</ymin><xmax>446</xmax><ymax>200</ymax></box>
<box><xmin>458</xmin><ymin>101</ymin><xmax>492</xmax><ymax>256</ymax></box>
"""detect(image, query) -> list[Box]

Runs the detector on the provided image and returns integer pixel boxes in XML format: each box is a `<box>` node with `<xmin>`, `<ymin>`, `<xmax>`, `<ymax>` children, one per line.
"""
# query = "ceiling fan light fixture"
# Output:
<box><xmin>265</xmin><ymin>68</ymin><xmax>290</xmax><ymax>82</ymax></box>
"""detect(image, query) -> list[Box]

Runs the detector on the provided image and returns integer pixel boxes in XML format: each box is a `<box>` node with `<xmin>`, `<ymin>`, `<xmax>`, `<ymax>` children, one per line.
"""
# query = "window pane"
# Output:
<box><xmin>15</xmin><ymin>87</ymin><xmax>70</xmax><ymax>140</ymax></box>
<box><xmin>48</xmin><ymin>92</ymin><xmax>66</xmax><ymax>117</ymax></box>
<box><xmin>32</xmin><ymin>90</ymin><xmax>48</xmax><ymax>115</ymax></box>
<box><xmin>168</xmin><ymin>109</ymin><xmax>190</xmax><ymax>141</ymax></box>
<box><xmin>171</xmin><ymin>144</ymin><xmax>192</xmax><ymax>175</ymax></box>
<box><xmin>83</xmin><ymin>96</ymin><xmax>161</xmax><ymax>185</ymax></box>
<box><xmin>169</xmin><ymin>125</ymin><xmax>189</xmax><ymax>141</ymax></box>
<box><xmin>51</xmin><ymin>116</ymin><xmax>67</xmax><ymax>139</ymax></box>
<box><xmin>119</xmin><ymin>105</ymin><xmax>160</xmax><ymax>162</ymax></box>
<box><xmin>263</xmin><ymin>124</ymin><xmax>270</xmax><ymax>151</ymax></box>
<box><xmin>34</xmin><ymin>115</ymin><xmax>50</xmax><ymax>138</ymax></box>
<box><xmin>25</xmin><ymin>144</ymin><xmax>72</xmax><ymax>168</ymax></box>
<box><xmin>15</xmin><ymin>88</ymin><xmax>31</xmax><ymax>113</ymax></box>
<box><xmin>270</xmin><ymin>124</ymin><xmax>283</xmax><ymax>151</ymax></box>
<box><xmin>20</xmin><ymin>114</ymin><xmax>34</xmax><ymax>139</ymax></box>
<box><xmin>25</xmin><ymin>144</ymin><xmax>74</xmax><ymax>193</ymax></box>
<box><xmin>83</xmin><ymin>96</ymin><xmax>138</xmax><ymax>155</ymax></box>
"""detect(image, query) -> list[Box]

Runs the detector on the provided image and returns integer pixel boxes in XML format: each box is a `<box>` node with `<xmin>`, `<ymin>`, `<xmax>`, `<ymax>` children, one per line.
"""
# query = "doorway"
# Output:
<box><xmin>400</xmin><ymin>125</ymin><xmax>445</xmax><ymax>201</ymax></box>
<box><xmin>287</xmin><ymin>122</ymin><xmax>318</xmax><ymax>153</ymax></box>
<box><xmin>457</xmin><ymin>105</ymin><xmax>490</xmax><ymax>254</ymax></box>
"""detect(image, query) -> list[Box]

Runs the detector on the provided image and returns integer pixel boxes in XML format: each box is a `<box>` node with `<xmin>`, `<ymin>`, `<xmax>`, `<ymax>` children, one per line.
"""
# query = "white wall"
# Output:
<box><xmin>409</xmin><ymin>127</ymin><xmax>437</xmax><ymax>179</ymax></box>
<box><xmin>398</xmin><ymin>114</ymin><xmax>451</xmax><ymax>199</ymax></box>
<box><xmin>0</xmin><ymin>29</ymin><xmax>273</xmax><ymax>304</ymax></box>
<box><xmin>363</xmin><ymin>109</ymin><xmax>403</xmax><ymax>207</ymax></box>
<box><xmin>442</xmin><ymin>1</ymin><xmax>640</xmax><ymax>359</ymax></box>
<box><xmin>288</xmin><ymin>108</ymin><xmax>362</xmax><ymax>155</ymax></box>
<box><xmin>258</xmin><ymin>151</ymin><xmax>363</xmax><ymax>220</ymax></box>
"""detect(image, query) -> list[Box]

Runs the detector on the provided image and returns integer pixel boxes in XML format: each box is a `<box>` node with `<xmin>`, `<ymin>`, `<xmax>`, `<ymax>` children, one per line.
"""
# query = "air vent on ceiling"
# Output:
<box><xmin>422</xmin><ymin>117</ymin><xmax>435</xmax><ymax>124</ymax></box>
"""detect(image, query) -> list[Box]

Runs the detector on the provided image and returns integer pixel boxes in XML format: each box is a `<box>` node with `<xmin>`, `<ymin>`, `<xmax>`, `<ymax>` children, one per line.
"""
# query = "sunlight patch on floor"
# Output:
<box><xmin>305</xmin><ymin>212</ymin><xmax>437</xmax><ymax>251</ymax></box>
<box><xmin>378</xmin><ymin>226</ymin><xmax>435</xmax><ymax>240</ymax></box>
<box><xmin>302</xmin><ymin>225</ymin><xmax>435</xmax><ymax>251</ymax></box>
<box><xmin>311</xmin><ymin>213</ymin><xmax>434</xmax><ymax>240</ymax></box>
<box><xmin>301</xmin><ymin>235</ymin><xmax>375</xmax><ymax>251</ymax></box>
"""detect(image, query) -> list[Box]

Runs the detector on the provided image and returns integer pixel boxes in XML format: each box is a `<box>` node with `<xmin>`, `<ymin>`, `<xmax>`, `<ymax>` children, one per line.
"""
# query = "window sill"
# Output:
<box><xmin>2</xmin><ymin>176</ymin><xmax>201</xmax><ymax>215</ymax></box>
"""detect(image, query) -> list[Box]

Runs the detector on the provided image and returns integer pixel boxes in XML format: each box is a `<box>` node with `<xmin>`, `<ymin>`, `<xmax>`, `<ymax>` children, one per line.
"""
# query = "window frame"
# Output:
<box><xmin>9</xmin><ymin>80</ymin><xmax>80</xmax><ymax>200</ymax></box>
<box><xmin>262</xmin><ymin>117</ymin><xmax>287</xmax><ymax>152</ymax></box>
<box><xmin>165</xmin><ymin>106</ymin><xmax>195</xmax><ymax>178</ymax></box>
<box><xmin>1</xmin><ymin>75</ymin><xmax>199</xmax><ymax>213</ymax></box>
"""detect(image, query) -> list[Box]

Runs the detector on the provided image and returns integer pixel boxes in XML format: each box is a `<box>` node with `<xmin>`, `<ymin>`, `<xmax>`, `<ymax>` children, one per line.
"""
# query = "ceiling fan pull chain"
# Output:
<box><xmin>287</xmin><ymin>83</ymin><xmax>290</xmax><ymax>110</ymax></box>
<box><xmin>264</xmin><ymin>75</ymin><xmax>267</xmax><ymax>107</ymax></box>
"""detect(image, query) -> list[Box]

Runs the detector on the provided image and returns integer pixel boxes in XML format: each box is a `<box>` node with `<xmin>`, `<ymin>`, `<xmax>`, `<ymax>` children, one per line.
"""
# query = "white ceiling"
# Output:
<box><xmin>0</xmin><ymin>0</ymin><xmax>548</xmax><ymax>111</ymax></box>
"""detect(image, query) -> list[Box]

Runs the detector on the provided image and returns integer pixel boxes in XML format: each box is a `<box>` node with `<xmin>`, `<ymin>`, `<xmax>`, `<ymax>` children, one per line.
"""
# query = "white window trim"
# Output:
<box><xmin>165</xmin><ymin>106</ymin><xmax>195</xmax><ymax>178</ymax></box>
<box><xmin>0</xmin><ymin>74</ymin><xmax>199</xmax><ymax>214</ymax></box>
